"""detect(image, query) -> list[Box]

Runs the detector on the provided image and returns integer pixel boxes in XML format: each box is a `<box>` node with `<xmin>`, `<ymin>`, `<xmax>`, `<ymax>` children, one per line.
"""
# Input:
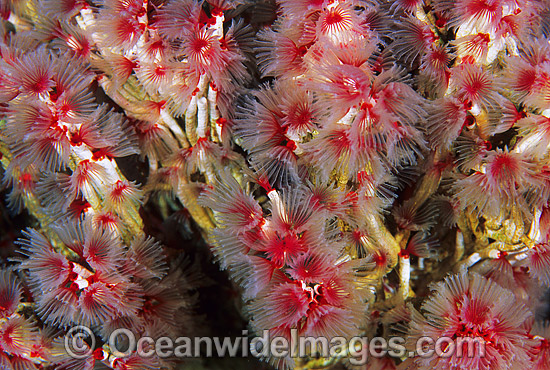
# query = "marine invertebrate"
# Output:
<box><xmin>1</xmin><ymin>0</ymin><xmax>550</xmax><ymax>370</ymax></box>
<box><xmin>406</xmin><ymin>272</ymin><xmax>533</xmax><ymax>370</ymax></box>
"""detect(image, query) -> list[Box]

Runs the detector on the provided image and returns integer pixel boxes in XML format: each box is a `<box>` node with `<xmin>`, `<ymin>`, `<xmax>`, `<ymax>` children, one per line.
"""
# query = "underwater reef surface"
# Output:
<box><xmin>1</xmin><ymin>0</ymin><xmax>550</xmax><ymax>369</ymax></box>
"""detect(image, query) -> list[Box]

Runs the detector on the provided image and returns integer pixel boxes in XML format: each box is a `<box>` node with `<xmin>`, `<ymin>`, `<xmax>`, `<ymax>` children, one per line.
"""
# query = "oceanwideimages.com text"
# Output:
<box><xmin>65</xmin><ymin>326</ymin><xmax>487</xmax><ymax>366</ymax></box>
